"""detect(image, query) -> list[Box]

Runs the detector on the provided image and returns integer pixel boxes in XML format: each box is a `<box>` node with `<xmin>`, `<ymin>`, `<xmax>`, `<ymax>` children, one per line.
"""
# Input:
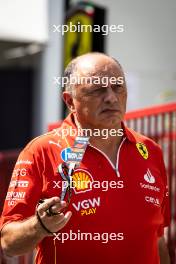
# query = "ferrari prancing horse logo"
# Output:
<box><xmin>136</xmin><ymin>143</ymin><xmax>148</xmax><ymax>160</ymax></box>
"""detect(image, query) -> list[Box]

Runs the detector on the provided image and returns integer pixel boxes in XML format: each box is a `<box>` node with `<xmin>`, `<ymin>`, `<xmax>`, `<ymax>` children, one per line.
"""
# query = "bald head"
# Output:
<box><xmin>64</xmin><ymin>52</ymin><xmax>124</xmax><ymax>93</ymax></box>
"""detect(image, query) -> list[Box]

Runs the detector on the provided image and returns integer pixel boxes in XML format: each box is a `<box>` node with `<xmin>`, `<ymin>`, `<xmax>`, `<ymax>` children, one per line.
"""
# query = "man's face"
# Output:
<box><xmin>65</xmin><ymin>55</ymin><xmax>127</xmax><ymax>129</ymax></box>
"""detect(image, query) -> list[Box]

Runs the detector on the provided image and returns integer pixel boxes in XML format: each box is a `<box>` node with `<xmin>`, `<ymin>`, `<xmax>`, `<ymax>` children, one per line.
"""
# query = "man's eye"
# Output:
<box><xmin>87</xmin><ymin>88</ymin><xmax>102</xmax><ymax>95</ymax></box>
<box><xmin>93</xmin><ymin>88</ymin><xmax>102</xmax><ymax>93</ymax></box>
<box><xmin>112</xmin><ymin>85</ymin><xmax>124</xmax><ymax>92</ymax></box>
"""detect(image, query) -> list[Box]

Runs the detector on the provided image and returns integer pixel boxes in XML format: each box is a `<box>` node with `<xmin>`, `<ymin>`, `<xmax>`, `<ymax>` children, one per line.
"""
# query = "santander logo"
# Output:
<box><xmin>144</xmin><ymin>169</ymin><xmax>155</xmax><ymax>184</ymax></box>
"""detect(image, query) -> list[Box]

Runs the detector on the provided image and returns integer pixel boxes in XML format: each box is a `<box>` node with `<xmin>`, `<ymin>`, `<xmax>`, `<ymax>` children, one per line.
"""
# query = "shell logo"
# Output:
<box><xmin>72</xmin><ymin>169</ymin><xmax>93</xmax><ymax>194</ymax></box>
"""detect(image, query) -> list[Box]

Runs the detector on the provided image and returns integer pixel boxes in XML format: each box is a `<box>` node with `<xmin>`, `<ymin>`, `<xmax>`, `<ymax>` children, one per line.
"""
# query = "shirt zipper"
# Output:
<box><xmin>89</xmin><ymin>137</ymin><xmax>126</xmax><ymax>178</ymax></box>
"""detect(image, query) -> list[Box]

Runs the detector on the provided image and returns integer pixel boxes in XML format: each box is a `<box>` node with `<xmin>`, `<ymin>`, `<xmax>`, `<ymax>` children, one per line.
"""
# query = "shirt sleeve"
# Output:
<box><xmin>0</xmin><ymin>142</ymin><xmax>43</xmax><ymax>231</ymax></box>
<box><xmin>157</xmin><ymin>147</ymin><xmax>171</xmax><ymax>237</ymax></box>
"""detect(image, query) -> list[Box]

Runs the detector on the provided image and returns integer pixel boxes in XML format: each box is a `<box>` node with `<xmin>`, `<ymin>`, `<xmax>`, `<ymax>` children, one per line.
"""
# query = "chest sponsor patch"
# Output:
<box><xmin>72</xmin><ymin>196</ymin><xmax>100</xmax><ymax>216</ymax></box>
<box><xmin>61</xmin><ymin>147</ymin><xmax>72</xmax><ymax>162</ymax></box>
<box><xmin>145</xmin><ymin>196</ymin><xmax>160</xmax><ymax>206</ymax></box>
<box><xmin>144</xmin><ymin>169</ymin><xmax>155</xmax><ymax>183</ymax></box>
<box><xmin>136</xmin><ymin>142</ymin><xmax>148</xmax><ymax>160</ymax></box>
<box><xmin>72</xmin><ymin>169</ymin><xmax>94</xmax><ymax>194</ymax></box>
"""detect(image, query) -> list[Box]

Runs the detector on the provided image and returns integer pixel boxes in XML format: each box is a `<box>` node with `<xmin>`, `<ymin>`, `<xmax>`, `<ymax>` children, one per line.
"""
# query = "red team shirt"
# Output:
<box><xmin>0</xmin><ymin>113</ymin><xmax>170</xmax><ymax>264</ymax></box>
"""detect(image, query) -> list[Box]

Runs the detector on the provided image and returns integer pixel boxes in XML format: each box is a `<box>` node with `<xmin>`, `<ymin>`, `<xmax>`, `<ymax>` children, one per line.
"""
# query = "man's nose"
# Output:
<box><xmin>103</xmin><ymin>87</ymin><xmax>118</xmax><ymax>104</ymax></box>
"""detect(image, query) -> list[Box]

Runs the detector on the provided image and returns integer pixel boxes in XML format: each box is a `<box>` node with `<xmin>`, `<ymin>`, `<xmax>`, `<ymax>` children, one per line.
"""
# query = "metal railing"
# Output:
<box><xmin>125</xmin><ymin>102</ymin><xmax>176</xmax><ymax>264</ymax></box>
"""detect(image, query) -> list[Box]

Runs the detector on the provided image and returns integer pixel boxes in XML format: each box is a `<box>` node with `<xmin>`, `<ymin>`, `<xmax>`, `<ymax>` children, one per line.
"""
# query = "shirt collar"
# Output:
<box><xmin>121</xmin><ymin>122</ymin><xmax>143</xmax><ymax>143</ymax></box>
<box><xmin>62</xmin><ymin>112</ymin><xmax>141</xmax><ymax>144</ymax></box>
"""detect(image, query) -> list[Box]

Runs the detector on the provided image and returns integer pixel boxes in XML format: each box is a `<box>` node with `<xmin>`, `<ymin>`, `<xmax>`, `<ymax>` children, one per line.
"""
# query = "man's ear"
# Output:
<box><xmin>62</xmin><ymin>92</ymin><xmax>75</xmax><ymax>112</ymax></box>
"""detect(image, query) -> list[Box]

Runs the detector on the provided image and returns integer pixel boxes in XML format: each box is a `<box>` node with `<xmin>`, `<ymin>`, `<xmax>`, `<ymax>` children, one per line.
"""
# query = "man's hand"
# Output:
<box><xmin>158</xmin><ymin>236</ymin><xmax>170</xmax><ymax>264</ymax></box>
<box><xmin>37</xmin><ymin>197</ymin><xmax>72</xmax><ymax>234</ymax></box>
<box><xmin>1</xmin><ymin>197</ymin><xmax>72</xmax><ymax>257</ymax></box>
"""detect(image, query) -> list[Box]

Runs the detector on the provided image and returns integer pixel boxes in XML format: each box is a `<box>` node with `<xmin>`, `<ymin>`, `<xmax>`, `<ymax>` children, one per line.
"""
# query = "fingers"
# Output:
<box><xmin>38</xmin><ymin>197</ymin><xmax>59</xmax><ymax>213</ymax></box>
<box><xmin>54</xmin><ymin>211</ymin><xmax>72</xmax><ymax>231</ymax></box>
<box><xmin>50</xmin><ymin>201</ymin><xmax>67</xmax><ymax>214</ymax></box>
<box><xmin>36</xmin><ymin>197</ymin><xmax>72</xmax><ymax>235</ymax></box>
<box><xmin>38</xmin><ymin>197</ymin><xmax>66</xmax><ymax>216</ymax></box>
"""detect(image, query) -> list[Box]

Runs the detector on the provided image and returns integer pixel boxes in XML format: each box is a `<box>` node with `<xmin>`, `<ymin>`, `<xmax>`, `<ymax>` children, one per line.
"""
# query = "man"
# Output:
<box><xmin>1</xmin><ymin>53</ymin><xmax>170</xmax><ymax>263</ymax></box>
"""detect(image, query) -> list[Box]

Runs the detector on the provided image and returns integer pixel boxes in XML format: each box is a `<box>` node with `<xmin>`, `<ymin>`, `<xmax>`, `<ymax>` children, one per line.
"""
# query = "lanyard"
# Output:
<box><xmin>58</xmin><ymin>135</ymin><xmax>90</xmax><ymax>202</ymax></box>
